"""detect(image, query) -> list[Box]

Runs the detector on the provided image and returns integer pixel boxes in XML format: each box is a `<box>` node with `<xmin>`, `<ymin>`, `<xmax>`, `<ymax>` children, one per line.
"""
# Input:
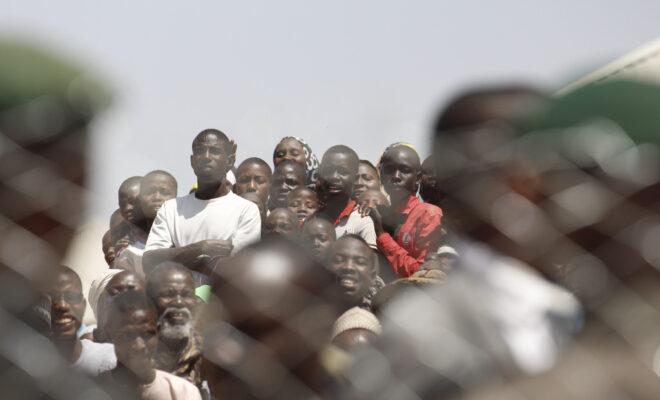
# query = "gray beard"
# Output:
<box><xmin>158</xmin><ymin>307</ymin><xmax>193</xmax><ymax>341</ymax></box>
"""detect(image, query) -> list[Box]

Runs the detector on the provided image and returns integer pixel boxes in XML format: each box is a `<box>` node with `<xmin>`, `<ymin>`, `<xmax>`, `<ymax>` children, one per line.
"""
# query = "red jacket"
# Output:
<box><xmin>376</xmin><ymin>195</ymin><xmax>443</xmax><ymax>277</ymax></box>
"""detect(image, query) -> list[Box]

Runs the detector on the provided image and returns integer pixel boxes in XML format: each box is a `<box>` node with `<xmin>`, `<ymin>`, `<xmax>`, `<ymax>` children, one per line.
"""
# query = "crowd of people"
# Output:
<box><xmin>6</xmin><ymin>40</ymin><xmax>660</xmax><ymax>400</ymax></box>
<box><xmin>68</xmin><ymin>122</ymin><xmax>455</xmax><ymax>398</ymax></box>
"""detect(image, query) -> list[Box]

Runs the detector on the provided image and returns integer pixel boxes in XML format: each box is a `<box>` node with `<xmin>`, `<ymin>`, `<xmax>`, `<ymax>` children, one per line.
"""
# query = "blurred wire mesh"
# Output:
<box><xmin>3</xmin><ymin>36</ymin><xmax>660</xmax><ymax>400</ymax></box>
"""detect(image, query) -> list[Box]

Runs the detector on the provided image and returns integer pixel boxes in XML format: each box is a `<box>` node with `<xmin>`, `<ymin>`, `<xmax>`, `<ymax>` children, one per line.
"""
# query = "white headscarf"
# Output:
<box><xmin>88</xmin><ymin>269</ymin><xmax>123</xmax><ymax>321</ymax></box>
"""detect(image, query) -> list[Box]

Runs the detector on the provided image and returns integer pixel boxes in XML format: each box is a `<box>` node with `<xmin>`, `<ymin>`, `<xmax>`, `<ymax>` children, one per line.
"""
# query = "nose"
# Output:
<box><xmin>52</xmin><ymin>297</ymin><xmax>69</xmax><ymax>312</ymax></box>
<box><xmin>171</xmin><ymin>293</ymin><xmax>184</xmax><ymax>307</ymax></box>
<box><xmin>247</xmin><ymin>179</ymin><xmax>258</xmax><ymax>191</ymax></box>
<box><xmin>392</xmin><ymin>170</ymin><xmax>402</xmax><ymax>181</ymax></box>
<box><xmin>132</xmin><ymin>336</ymin><xmax>147</xmax><ymax>352</ymax></box>
<box><xmin>338</xmin><ymin>261</ymin><xmax>356</xmax><ymax>273</ymax></box>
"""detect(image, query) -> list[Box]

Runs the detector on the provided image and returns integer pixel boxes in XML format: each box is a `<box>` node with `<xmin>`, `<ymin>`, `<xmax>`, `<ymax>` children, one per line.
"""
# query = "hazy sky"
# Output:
<box><xmin>3</xmin><ymin>1</ymin><xmax>660</xmax><ymax>219</ymax></box>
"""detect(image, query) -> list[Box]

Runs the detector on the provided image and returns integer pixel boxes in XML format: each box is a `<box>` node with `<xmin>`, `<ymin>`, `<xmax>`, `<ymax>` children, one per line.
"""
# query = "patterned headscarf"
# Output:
<box><xmin>277</xmin><ymin>136</ymin><xmax>319</xmax><ymax>187</ymax></box>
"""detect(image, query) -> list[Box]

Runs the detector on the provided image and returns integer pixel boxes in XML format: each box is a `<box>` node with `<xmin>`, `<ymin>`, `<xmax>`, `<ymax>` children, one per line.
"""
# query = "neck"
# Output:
<box><xmin>113</xmin><ymin>362</ymin><xmax>156</xmax><ymax>387</ymax></box>
<box><xmin>320</xmin><ymin>193</ymin><xmax>350</xmax><ymax>219</ymax></box>
<box><xmin>54</xmin><ymin>336</ymin><xmax>82</xmax><ymax>363</ymax></box>
<box><xmin>195</xmin><ymin>180</ymin><xmax>229</xmax><ymax>200</ymax></box>
<box><xmin>389</xmin><ymin>192</ymin><xmax>411</xmax><ymax>209</ymax></box>
<box><xmin>160</xmin><ymin>335</ymin><xmax>189</xmax><ymax>353</ymax></box>
<box><xmin>136</xmin><ymin>218</ymin><xmax>153</xmax><ymax>234</ymax></box>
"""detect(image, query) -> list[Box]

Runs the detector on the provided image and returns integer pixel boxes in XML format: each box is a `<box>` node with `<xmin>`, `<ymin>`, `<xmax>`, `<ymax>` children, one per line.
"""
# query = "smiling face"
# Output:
<box><xmin>326</xmin><ymin>237</ymin><xmax>376</xmax><ymax>306</ymax></box>
<box><xmin>380</xmin><ymin>146</ymin><xmax>421</xmax><ymax>205</ymax></box>
<box><xmin>287</xmin><ymin>187</ymin><xmax>319</xmax><ymax>223</ymax></box>
<box><xmin>318</xmin><ymin>148</ymin><xmax>359</xmax><ymax>200</ymax></box>
<box><xmin>235</xmin><ymin>160</ymin><xmax>271</xmax><ymax>206</ymax></box>
<box><xmin>353</xmin><ymin>161</ymin><xmax>380</xmax><ymax>200</ymax></box>
<box><xmin>148</xmin><ymin>267</ymin><xmax>197</xmax><ymax>331</ymax></box>
<box><xmin>139</xmin><ymin>172</ymin><xmax>177</xmax><ymax>220</ymax></box>
<box><xmin>48</xmin><ymin>268</ymin><xmax>86</xmax><ymax>341</ymax></box>
<box><xmin>269</xmin><ymin>161</ymin><xmax>306</xmax><ymax>209</ymax></box>
<box><xmin>273</xmin><ymin>138</ymin><xmax>306</xmax><ymax>167</ymax></box>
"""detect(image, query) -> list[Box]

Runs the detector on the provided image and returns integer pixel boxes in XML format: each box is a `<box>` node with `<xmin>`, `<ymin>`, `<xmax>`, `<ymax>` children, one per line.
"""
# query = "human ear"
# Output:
<box><xmin>227</xmin><ymin>140</ymin><xmax>237</xmax><ymax>168</ymax></box>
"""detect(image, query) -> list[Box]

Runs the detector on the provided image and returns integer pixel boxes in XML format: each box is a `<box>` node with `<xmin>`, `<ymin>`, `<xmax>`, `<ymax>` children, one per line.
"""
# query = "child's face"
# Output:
<box><xmin>358</xmin><ymin>189</ymin><xmax>389</xmax><ymax>210</ymax></box>
<box><xmin>287</xmin><ymin>189</ymin><xmax>319</xmax><ymax>223</ymax></box>
<box><xmin>302</xmin><ymin>220</ymin><xmax>336</xmax><ymax>258</ymax></box>
<box><xmin>264</xmin><ymin>209</ymin><xmax>299</xmax><ymax>237</ymax></box>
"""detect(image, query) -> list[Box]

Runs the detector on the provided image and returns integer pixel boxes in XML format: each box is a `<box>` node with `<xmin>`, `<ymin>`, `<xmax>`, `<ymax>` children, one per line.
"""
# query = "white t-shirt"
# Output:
<box><xmin>73</xmin><ymin>339</ymin><xmax>117</xmax><ymax>377</ymax></box>
<box><xmin>114</xmin><ymin>241</ymin><xmax>146</xmax><ymax>276</ymax></box>
<box><xmin>140</xmin><ymin>369</ymin><xmax>202</xmax><ymax>400</ymax></box>
<box><xmin>335</xmin><ymin>210</ymin><xmax>377</xmax><ymax>249</ymax></box>
<box><xmin>145</xmin><ymin>191</ymin><xmax>261</xmax><ymax>254</ymax></box>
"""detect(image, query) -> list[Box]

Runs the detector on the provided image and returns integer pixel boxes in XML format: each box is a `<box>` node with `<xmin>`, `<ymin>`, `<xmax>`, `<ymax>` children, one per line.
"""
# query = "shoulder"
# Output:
<box><xmin>81</xmin><ymin>339</ymin><xmax>115</xmax><ymax>354</ymax></box>
<box><xmin>173</xmin><ymin>193</ymin><xmax>198</xmax><ymax>208</ymax></box>
<box><xmin>153</xmin><ymin>370</ymin><xmax>201</xmax><ymax>396</ymax></box>
<box><xmin>228</xmin><ymin>192</ymin><xmax>260</xmax><ymax>215</ymax></box>
<box><xmin>413</xmin><ymin>201</ymin><xmax>442</xmax><ymax>218</ymax></box>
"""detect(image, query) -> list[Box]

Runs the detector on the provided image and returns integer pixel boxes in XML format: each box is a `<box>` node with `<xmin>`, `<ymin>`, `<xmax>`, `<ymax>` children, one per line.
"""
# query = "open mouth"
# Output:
<box><xmin>53</xmin><ymin>315</ymin><xmax>76</xmax><ymax>330</ymax></box>
<box><xmin>163</xmin><ymin>308</ymin><xmax>191</xmax><ymax>326</ymax></box>
<box><xmin>337</xmin><ymin>274</ymin><xmax>357</xmax><ymax>289</ymax></box>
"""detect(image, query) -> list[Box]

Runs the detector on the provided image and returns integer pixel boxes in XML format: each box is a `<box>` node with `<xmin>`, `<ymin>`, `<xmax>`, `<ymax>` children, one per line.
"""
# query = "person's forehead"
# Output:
<box><xmin>278</xmin><ymin>163</ymin><xmax>305</xmax><ymax>176</ymax></box>
<box><xmin>155</xmin><ymin>270</ymin><xmax>194</xmax><ymax>289</ymax></box>
<box><xmin>291</xmin><ymin>189</ymin><xmax>315</xmax><ymax>199</ymax></box>
<box><xmin>113</xmin><ymin>308</ymin><xmax>155</xmax><ymax>328</ymax></box>
<box><xmin>238</xmin><ymin>162</ymin><xmax>269</xmax><ymax>176</ymax></box>
<box><xmin>358</xmin><ymin>163</ymin><xmax>377</xmax><ymax>174</ymax></box>
<box><xmin>53</xmin><ymin>272</ymin><xmax>82</xmax><ymax>292</ymax></box>
<box><xmin>269</xmin><ymin>210</ymin><xmax>295</xmax><ymax>222</ymax></box>
<box><xmin>119</xmin><ymin>182</ymin><xmax>141</xmax><ymax>195</ymax></box>
<box><xmin>331</xmin><ymin>238</ymin><xmax>370</xmax><ymax>257</ymax></box>
<box><xmin>110</xmin><ymin>272</ymin><xmax>142</xmax><ymax>288</ymax></box>
<box><xmin>143</xmin><ymin>174</ymin><xmax>174</xmax><ymax>188</ymax></box>
<box><xmin>193</xmin><ymin>133</ymin><xmax>225</xmax><ymax>147</ymax></box>
<box><xmin>323</xmin><ymin>151</ymin><xmax>354</xmax><ymax>166</ymax></box>
<box><xmin>306</xmin><ymin>221</ymin><xmax>333</xmax><ymax>234</ymax></box>
<box><xmin>383</xmin><ymin>147</ymin><xmax>418</xmax><ymax>167</ymax></box>
<box><xmin>277</xmin><ymin>138</ymin><xmax>303</xmax><ymax>151</ymax></box>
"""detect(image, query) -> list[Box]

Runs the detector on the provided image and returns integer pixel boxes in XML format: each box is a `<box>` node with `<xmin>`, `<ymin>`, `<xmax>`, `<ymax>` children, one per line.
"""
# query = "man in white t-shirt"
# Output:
<box><xmin>46</xmin><ymin>266</ymin><xmax>117</xmax><ymax>377</ymax></box>
<box><xmin>143</xmin><ymin>129</ymin><xmax>261</xmax><ymax>282</ymax></box>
